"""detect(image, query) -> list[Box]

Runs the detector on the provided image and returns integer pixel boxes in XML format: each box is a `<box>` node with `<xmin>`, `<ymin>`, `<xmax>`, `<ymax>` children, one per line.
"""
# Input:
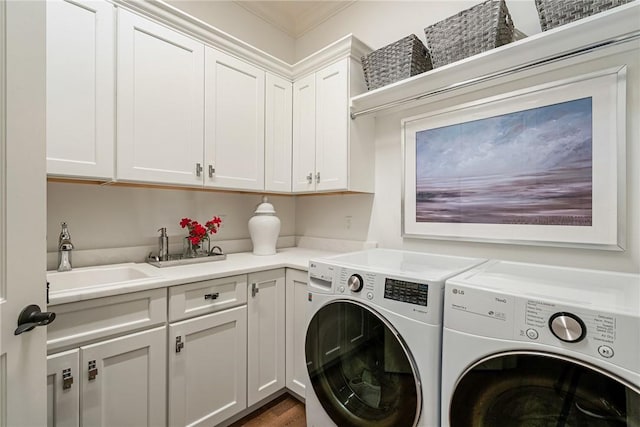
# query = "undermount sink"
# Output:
<box><xmin>47</xmin><ymin>264</ymin><xmax>158</xmax><ymax>293</ymax></box>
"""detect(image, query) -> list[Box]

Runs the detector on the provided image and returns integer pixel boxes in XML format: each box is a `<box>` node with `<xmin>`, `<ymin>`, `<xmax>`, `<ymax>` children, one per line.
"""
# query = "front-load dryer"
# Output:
<box><xmin>441</xmin><ymin>259</ymin><xmax>640</xmax><ymax>427</ymax></box>
<box><xmin>304</xmin><ymin>249</ymin><xmax>486</xmax><ymax>427</ymax></box>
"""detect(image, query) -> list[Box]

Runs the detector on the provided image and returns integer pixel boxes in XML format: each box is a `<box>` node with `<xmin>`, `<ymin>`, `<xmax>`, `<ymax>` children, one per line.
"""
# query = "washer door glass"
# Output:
<box><xmin>305</xmin><ymin>300</ymin><xmax>421</xmax><ymax>427</ymax></box>
<box><xmin>450</xmin><ymin>353</ymin><xmax>640</xmax><ymax>427</ymax></box>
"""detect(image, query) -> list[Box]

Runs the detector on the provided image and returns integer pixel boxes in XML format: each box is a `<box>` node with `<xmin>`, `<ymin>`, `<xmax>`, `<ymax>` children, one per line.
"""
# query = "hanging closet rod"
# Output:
<box><xmin>350</xmin><ymin>31</ymin><xmax>640</xmax><ymax>119</ymax></box>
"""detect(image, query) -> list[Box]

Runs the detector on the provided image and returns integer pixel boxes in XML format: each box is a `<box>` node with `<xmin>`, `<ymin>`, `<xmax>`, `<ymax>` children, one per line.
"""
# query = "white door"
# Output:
<box><xmin>117</xmin><ymin>9</ymin><xmax>205</xmax><ymax>186</ymax></box>
<box><xmin>0</xmin><ymin>1</ymin><xmax>48</xmax><ymax>425</ymax></box>
<box><xmin>247</xmin><ymin>269</ymin><xmax>285</xmax><ymax>406</ymax></box>
<box><xmin>315</xmin><ymin>59</ymin><xmax>349</xmax><ymax>191</ymax></box>
<box><xmin>265</xmin><ymin>73</ymin><xmax>292</xmax><ymax>193</ymax></box>
<box><xmin>204</xmin><ymin>47</ymin><xmax>265</xmax><ymax>190</ymax></box>
<box><xmin>46</xmin><ymin>0</ymin><xmax>114</xmax><ymax>180</ymax></box>
<box><xmin>292</xmin><ymin>73</ymin><xmax>317</xmax><ymax>192</ymax></box>
<box><xmin>285</xmin><ymin>269</ymin><xmax>308</xmax><ymax>398</ymax></box>
<box><xmin>168</xmin><ymin>306</ymin><xmax>247</xmax><ymax>427</ymax></box>
<box><xmin>81</xmin><ymin>327</ymin><xmax>167</xmax><ymax>427</ymax></box>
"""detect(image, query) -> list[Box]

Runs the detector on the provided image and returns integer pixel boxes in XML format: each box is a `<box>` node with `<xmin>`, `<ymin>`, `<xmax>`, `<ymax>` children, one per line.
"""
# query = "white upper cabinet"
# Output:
<box><xmin>116</xmin><ymin>9</ymin><xmax>204</xmax><ymax>186</ymax></box>
<box><xmin>315</xmin><ymin>60</ymin><xmax>349</xmax><ymax>191</ymax></box>
<box><xmin>292</xmin><ymin>54</ymin><xmax>374</xmax><ymax>194</ymax></box>
<box><xmin>265</xmin><ymin>73</ymin><xmax>293</xmax><ymax>192</ymax></box>
<box><xmin>46</xmin><ymin>0</ymin><xmax>114</xmax><ymax>179</ymax></box>
<box><xmin>205</xmin><ymin>48</ymin><xmax>265</xmax><ymax>191</ymax></box>
<box><xmin>292</xmin><ymin>73</ymin><xmax>316</xmax><ymax>192</ymax></box>
<box><xmin>45</xmin><ymin>6</ymin><xmax>372</xmax><ymax>193</ymax></box>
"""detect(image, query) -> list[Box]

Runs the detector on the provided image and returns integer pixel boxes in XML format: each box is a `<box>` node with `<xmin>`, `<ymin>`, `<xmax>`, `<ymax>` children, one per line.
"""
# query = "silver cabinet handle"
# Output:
<box><xmin>62</xmin><ymin>368</ymin><xmax>74</xmax><ymax>390</ymax></box>
<box><xmin>88</xmin><ymin>360</ymin><xmax>98</xmax><ymax>381</ymax></box>
<box><xmin>195</xmin><ymin>163</ymin><xmax>203</xmax><ymax>177</ymax></box>
<box><xmin>251</xmin><ymin>283</ymin><xmax>259</xmax><ymax>297</ymax></box>
<box><xmin>316</xmin><ymin>172</ymin><xmax>320</xmax><ymax>183</ymax></box>
<box><xmin>306</xmin><ymin>173</ymin><xmax>313</xmax><ymax>184</ymax></box>
<box><xmin>208</xmin><ymin>165</ymin><xmax>215</xmax><ymax>178</ymax></box>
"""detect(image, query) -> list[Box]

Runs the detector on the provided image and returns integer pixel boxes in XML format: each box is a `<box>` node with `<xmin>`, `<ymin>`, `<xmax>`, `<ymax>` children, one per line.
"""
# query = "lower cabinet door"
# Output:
<box><xmin>47</xmin><ymin>349</ymin><xmax>80</xmax><ymax>427</ymax></box>
<box><xmin>169</xmin><ymin>305</ymin><xmax>247</xmax><ymax>427</ymax></box>
<box><xmin>80</xmin><ymin>326</ymin><xmax>167</xmax><ymax>427</ymax></box>
<box><xmin>247</xmin><ymin>269</ymin><xmax>285</xmax><ymax>406</ymax></box>
<box><xmin>285</xmin><ymin>269</ymin><xmax>308</xmax><ymax>398</ymax></box>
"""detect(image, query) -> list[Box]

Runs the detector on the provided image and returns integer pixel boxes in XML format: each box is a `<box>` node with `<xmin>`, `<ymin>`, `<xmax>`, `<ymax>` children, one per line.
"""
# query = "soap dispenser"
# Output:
<box><xmin>248</xmin><ymin>196</ymin><xmax>280</xmax><ymax>256</ymax></box>
<box><xmin>158</xmin><ymin>227</ymin><xmax>169</xmax><ymax>261</ymax></box>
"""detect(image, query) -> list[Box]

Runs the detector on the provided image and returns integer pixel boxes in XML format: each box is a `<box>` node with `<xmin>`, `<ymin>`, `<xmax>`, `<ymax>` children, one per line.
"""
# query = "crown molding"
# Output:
<box><xmin>112</xmin><ymin>1</ymin><xmax>371</xmax><ymax>82</ymax></box>
<box><xmin>113</xmin><ymin>0</ymin><xmax>292</xmax><ymax>79</ymax></box>
<box><xmin>292</xmin><ymin>33</ymin><xmax>371</xmax><ymax>80</ymax></box>
<box><xmin>234</xmin><ymin>2</ymin><xmax>297</xmax><ymax>38</ymax></box>
<box><xmin>235</xmin><ymin>1</ymin><xmax>357</xmax><ymax>39</ymax></box>
<box><xmin>294</xmin><ymin>1</ymin><xmax>356</xmax><ymax>38</ymax></box>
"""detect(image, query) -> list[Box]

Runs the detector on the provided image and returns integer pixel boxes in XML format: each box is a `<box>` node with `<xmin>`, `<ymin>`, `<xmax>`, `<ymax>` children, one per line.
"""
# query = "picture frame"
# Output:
<box><xmin>401</xmin><ymin>66</ymin><xmax>626</xmax><ymax>250</ymax></box>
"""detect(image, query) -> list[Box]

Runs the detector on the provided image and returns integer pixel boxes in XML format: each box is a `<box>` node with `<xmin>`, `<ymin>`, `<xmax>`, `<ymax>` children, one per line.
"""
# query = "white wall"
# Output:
<box><xmin>165</xmin><ymin>0</ymin><xmax>296</xmax><ymax>63</ymax></box>
<box><xmin>295</xmin><ymin>0</ymin><xmax>542</xmax><ymax>61</ymax></box>
<box><xmin>295</xmin><ymin>43</ymin><xmax>640</xmax><ymax>273</ymax></box>
<box><xmin>47</xmin><ymin>182</ymin><xmax>296</xmax><ymax>269</ymax></box>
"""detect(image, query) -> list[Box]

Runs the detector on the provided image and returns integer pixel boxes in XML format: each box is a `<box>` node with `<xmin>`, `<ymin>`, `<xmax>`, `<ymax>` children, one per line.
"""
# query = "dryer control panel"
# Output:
<box><xmin>444</xmin><ymin>284</ymin><xmax>639</xmax><ymax>374</ymax></box>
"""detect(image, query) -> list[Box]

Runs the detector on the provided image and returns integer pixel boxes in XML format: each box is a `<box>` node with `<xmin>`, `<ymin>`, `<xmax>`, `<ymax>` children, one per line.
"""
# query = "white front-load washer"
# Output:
<box><xmin>441</xmin><ymin>259</ymin><xmax>640</xmax><ymax>427</ymax></box>
<box><xmin>304</xmin><ymin>249</ymin><xmax>487</xmax><ymax>427</ymax></box>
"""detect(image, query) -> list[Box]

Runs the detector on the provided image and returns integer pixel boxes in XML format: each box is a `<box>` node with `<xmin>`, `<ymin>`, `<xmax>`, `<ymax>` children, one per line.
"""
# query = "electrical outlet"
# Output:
<box><xmin>345</xmin><ymin>216</ymin><xmax>352</xmax><ymax>230</ymax></box>
<box><xmin>219</xmin><ymin>214</ymin><xmax>227</xmax><ymax>230</ymax></box>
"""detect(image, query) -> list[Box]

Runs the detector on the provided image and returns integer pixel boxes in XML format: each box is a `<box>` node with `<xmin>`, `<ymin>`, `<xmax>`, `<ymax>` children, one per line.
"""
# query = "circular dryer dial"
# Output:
<box><xmin>347</xmin><ymin>274</ymin><xmax>364</xmax><ymax>292</ymax></box>
<box><xmin>549</xmin><ymin>312</ymin><xmax>586</xmax><ymax>343</ymax></box>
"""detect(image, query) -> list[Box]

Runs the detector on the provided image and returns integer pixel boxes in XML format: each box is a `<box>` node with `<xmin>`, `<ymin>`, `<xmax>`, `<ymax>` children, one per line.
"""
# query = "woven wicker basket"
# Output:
<box><xmin>424</xmin><ymin>0</ymin><xmax>515</xmax><ymax>68</ymax></box>
<box><xmin>535</xmin><ymin>0</ymin><xmax>634</xmax><ymax>31</ymax></box>
<box><xmin>361</xmin><ymin>34</ymin><xmax>432</xmax><ymax>91</ymax></box>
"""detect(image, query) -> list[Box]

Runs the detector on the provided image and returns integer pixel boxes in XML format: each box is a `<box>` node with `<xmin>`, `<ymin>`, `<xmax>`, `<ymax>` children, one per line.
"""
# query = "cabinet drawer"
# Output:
<box><xmin>169</xmin><ymin>274</ymin><xmax>247</xmax><ymax>322</ymax></box>
<box><xmin>47</xmin><ymin>288</ymin><xmax>167</xmax><ymax>353</ymax></box>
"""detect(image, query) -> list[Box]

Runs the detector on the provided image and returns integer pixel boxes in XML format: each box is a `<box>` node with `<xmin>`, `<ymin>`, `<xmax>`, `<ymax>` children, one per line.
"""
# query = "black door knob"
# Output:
<box><xmin>14</xmin><ymin>304</ymin><xmax>56</xmax><ymax>335</ymax></box>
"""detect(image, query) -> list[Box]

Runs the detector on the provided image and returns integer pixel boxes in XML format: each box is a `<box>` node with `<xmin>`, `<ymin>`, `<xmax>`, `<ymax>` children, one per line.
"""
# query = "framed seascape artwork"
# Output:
<box><xmin>402</xmin><ymin>66</ymin><xmax>626</xmax><ymax>250</ymax></box>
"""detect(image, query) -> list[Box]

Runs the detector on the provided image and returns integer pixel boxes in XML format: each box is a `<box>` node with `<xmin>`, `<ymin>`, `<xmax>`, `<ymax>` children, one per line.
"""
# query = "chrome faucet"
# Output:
<box><xmin>57</xmin><ymin>222</ymin><xmax>74</xmax><ymax>272</ymax></box>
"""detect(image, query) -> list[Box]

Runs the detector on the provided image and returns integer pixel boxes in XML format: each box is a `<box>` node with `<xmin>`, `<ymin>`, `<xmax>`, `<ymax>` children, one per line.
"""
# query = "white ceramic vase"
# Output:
<box><xmin>248</xmin><ymin>196</ymin><xmax>280</xmax><ymax>256</ymax></box>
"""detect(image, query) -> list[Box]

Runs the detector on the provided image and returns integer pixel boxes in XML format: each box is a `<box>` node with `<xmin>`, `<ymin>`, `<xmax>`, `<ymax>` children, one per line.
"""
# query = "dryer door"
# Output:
<box><xmin>305</xmin><ymin>300</ymin><xmax>421</xmax><ymax>427</ymax></box>
<box><xmin>449</xmin><ymin>352</ymin><xmax>640</xmax><ymax>426</ymax></box>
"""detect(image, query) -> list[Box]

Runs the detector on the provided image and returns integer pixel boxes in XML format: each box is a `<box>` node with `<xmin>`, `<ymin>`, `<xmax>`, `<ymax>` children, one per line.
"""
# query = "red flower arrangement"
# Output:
<box><xmin>180</xmin><ymin>216</ymin><xmax>222</xmax><ymax>247</ymax></box>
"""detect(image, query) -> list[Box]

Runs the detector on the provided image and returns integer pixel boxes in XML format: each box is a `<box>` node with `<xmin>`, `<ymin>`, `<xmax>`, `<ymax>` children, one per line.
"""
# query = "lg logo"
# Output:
<box><xmin>452</xmin><ymin>288</ymin><xmax>465</xmax><ymax>295</ymax></box>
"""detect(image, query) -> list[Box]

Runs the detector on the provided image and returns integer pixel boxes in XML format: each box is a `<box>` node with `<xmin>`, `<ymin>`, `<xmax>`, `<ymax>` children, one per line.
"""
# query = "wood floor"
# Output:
<box><xmin>228</xmin><ymin>394</ymin><xmax>306</xmax><ymax>427</ymax></box>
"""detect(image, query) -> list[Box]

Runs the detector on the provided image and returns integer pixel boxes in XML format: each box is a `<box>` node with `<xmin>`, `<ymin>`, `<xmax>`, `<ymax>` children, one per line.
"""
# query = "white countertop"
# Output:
<box><xmin>48</xmin><ymin>247</ymin><xmax>338</xmax><ymax>306</ymax></box>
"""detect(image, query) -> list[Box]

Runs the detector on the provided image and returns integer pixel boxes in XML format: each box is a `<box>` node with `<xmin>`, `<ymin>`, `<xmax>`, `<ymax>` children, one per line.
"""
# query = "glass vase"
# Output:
<box><xmin>183</xmin><ymin>237</ymin><xmax>210</xmax><ymax>258</ymax></box>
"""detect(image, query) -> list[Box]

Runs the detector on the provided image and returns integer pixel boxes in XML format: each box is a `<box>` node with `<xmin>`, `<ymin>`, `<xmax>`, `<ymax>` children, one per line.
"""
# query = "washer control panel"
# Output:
<box><xmin>308</xmin><ymin>262</ymin><xmax>443</xmax><ymax>325</ymax></box>
<box><xmin>384</xmin><ymin>278</ymin><xmax>428</xmax><ymax>306</ymax></box>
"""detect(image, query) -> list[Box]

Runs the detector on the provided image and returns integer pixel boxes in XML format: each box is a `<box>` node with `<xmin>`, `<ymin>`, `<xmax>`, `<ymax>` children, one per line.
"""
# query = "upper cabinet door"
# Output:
<box><xmin>205</xmin><ymin>48</ymin><xmax>265</xmax><ymax>190</ymax></box>
<box><xmin>117</xmin><ymin>9</ymin><xmax>204</xmax><ymax>186</ymax></box>
<box><xmin>265</xmin><ymin>73</ymin><xmax>292</xmax><ymax>193</ymax></box>
<box><xmin>315</xmin><ymin>59</ymin><xmax>349</xmax><ymax>191</ymax></box>
<box><xmin>46</xmin><ymin>0</ymin><xmax>114</xmax><ymax>179</ymax></box>
<box><xmin>292</xmin><ymin>73</ymin><xmax>316</xmax><ymax>192</ymax></box>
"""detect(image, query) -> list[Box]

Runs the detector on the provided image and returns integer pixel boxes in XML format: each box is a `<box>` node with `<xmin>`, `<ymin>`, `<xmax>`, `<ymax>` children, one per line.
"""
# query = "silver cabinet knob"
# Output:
<box><xmin>348</xmin><ymin>274</ymin><xmax>364</xmax><ymax>292</ymax></box>
<box><xmin>306</xmin><ymin>173</ymin><xmax>313</xmax><ymax>184</ymax></box>
<box><xmin>549</xmin><ymin>312</ymin><xmax>586</xmax><ymax>343</ymax></box>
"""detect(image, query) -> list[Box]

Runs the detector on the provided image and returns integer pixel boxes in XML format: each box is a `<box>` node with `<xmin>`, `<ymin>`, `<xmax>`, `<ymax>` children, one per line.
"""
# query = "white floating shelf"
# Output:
<box><xmin>350</xmin><ymin>2</ymin><xmax>640</xmax><ymax>118</ymax></box>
